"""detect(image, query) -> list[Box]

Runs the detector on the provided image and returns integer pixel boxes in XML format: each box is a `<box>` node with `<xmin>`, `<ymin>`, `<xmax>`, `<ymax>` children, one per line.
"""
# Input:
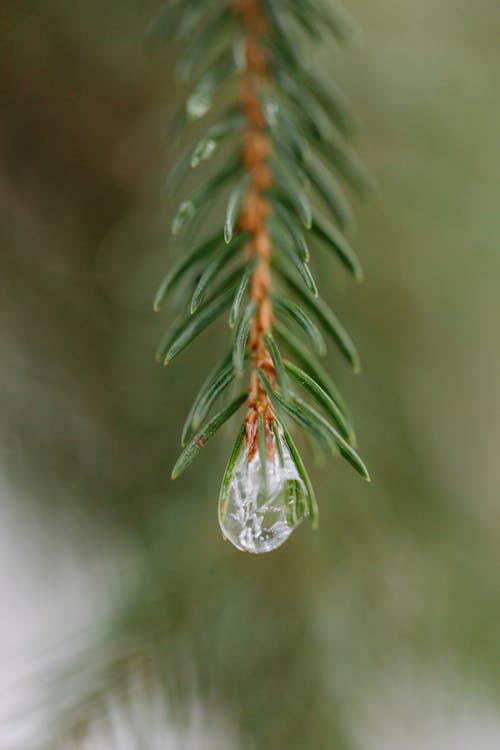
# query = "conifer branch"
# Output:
<box><xmin>151</xmin><ymin>0</ymin><xmax>372</xmax><ymax>553</ymax></box>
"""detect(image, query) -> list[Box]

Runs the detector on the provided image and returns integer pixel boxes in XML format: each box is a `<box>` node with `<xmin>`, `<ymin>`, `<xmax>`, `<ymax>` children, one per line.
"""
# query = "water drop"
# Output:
<box><xmin>219</xmin><ymin>421</ymin><xmax>308</xmax><ymax>554</ymax></box>
<box><xmin>264</xmin><ymin>99</ymin><xmax>279</xmax><ymax>128</ymax></box>
<box><xmin>187</xmin><ymin>90</ymin><xmax>212</xmax><ymax>120</ymax></box>
<box><xmin>191</xmin><ymin>138</ymin><xmax>217</xmax><ymax>168</ymax></box>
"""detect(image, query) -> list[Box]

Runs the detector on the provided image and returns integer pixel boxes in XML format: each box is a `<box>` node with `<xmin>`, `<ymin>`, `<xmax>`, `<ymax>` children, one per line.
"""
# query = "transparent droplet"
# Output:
<box><xmin>172</xmin><ymin>200</ymin><xmax>195</xmax><ymax>235</ymax></box>
<box><xmin>264</xmin><ymin>99</ymin><xmax>279</xmax><ymax>129</ymax></box>
<box><xmin>186</xmin><ymin>90</ymin><xmax>212</xmax><ymax>121</ymax></box>
<box><xmin>191</xmin><ymin>138</ymin><xmax>217</xmax><ymax>168</ymax></box>
<box><xmin>219</xmin><ymin>422</ymin><xmax>308</xmax><ymax>554</ymax></box>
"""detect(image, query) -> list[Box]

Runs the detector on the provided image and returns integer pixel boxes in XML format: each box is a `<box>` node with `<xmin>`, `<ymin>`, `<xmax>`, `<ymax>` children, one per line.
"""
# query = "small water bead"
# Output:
<box><xmin>186</xmin><ymin>90</ymin><xmax>212</xmax><ymax>121</ymax></box>
<box><xmin>219</xmin><ymin>421</ymin><xmax>308</xmax><ymax>554</ymax></box>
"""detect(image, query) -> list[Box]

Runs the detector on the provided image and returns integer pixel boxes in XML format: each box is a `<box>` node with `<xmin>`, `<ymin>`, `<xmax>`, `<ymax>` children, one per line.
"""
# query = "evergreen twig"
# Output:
<box><xmin>152</xmin><ymin>0</ymin><xmax>372</xmax><ymax>550</ymax></box>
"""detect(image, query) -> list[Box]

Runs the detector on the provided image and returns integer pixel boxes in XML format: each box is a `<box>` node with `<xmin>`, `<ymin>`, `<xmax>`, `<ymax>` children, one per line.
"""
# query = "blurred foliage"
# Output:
<box><xmin>1</xmin><ymin>0</ymin><xmax>500</xmax><ymax>748</ymax></box>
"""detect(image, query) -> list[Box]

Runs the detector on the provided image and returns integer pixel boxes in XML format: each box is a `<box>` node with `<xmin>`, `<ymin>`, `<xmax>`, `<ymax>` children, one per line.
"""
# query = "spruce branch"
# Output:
<box><xmin>152</xmin><ymin>0</ymin><xmax>371</xmax><ymax>553</ymax></box>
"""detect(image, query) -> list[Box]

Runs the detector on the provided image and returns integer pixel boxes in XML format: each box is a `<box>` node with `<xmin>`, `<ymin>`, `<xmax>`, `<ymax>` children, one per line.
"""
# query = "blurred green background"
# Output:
<box><xmin>1</xmin><ymin>1</ymin><xmax>500</xmax><ymax>748</ymax></box>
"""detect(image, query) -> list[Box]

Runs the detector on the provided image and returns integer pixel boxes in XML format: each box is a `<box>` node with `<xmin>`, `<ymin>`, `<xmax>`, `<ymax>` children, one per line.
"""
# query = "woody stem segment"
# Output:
<box><xmin>232</xmin><ymin>0</ymin><xmax>277</xmax><ymax>460</ymax></box>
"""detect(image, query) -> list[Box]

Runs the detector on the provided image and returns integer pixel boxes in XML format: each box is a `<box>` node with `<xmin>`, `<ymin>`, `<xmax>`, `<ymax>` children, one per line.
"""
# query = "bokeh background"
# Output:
<box><xmin>1</xmin><ymin>1</ymin><xmax>500</xmax><ymax>748</ymax></box>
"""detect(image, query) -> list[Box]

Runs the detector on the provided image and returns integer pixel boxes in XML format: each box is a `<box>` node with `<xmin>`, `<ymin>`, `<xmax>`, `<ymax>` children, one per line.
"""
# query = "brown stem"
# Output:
<box><xmin>232</xmin><ymin>0</ymin><xmax>276</xmax><ymax>460</ymax></box>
